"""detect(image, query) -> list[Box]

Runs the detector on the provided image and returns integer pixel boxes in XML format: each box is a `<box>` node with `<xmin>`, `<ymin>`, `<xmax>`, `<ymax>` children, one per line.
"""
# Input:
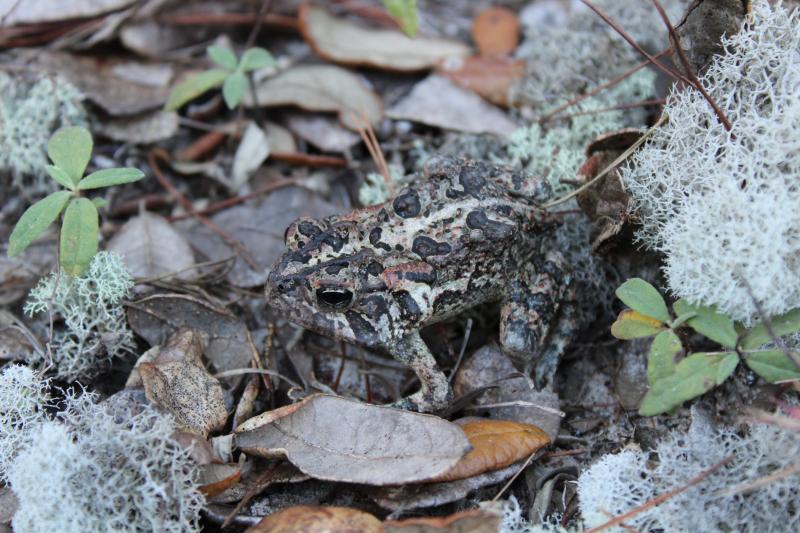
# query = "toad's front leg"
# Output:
<box><xmin>388</xmin><ymin>331</ymin><xmax>452</xmax><ymax>412</ymax></box>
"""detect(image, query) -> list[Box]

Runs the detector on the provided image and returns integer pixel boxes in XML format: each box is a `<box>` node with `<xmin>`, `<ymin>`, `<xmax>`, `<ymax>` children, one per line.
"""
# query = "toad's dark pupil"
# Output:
<box><xmin>316</xmin><ymin>288</ymin><xmax>353</xmax><ymax>309</ymax></box>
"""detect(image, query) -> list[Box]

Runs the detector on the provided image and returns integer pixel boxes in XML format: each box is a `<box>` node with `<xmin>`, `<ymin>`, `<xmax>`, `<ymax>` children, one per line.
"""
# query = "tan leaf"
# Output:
<box><xmin>198</xmin><ymin>463</ymin><xmax>241</xmax><ymax>498</ymax></box>
<box><xmin>386</xmin><ymin>75</ymin><xmax>517</xmax><ymax>136</ymax></box>
<box><xmin>299</xmin><ymin>5</ymin><xmax>470</xmax><ymax>71</ymax></box>
<box><xmin>438</xmin><ymin>56</ymin><xmax>524</xmax><ymax>107</ymax></box>
<box><xmin>107</xmin><ymin>212</ymin><xmax>195</xmax><ymax>280</ymax></box>
<box><xmin>430</xmin><ymin>419</ymin><xmax>550</xmax><ymax>482</ymax></box>
<box><xmin>471</xmin><ymin>7</ymin><xmax>520</xmax><ymax>57</ymax></box>
<box><xmin>235</xmin><ymin>394</ymin><xmax>471</xmax><ymax>485</ymax></box>
<box><xmin>384</xmin><ymin>504</ymin><xmax>503</xmax><ymax>532</ymax></box>
<box><xmin>243</xmin><ymin>64</ymin><xmax>382</xmax><ymax>130</ymax></box>
<box><xmin>137</xmin><ymin>330</ymin><xmax>228</xmax><ymax>438</ymax></box>
<box><xmin>246</xmin><ymin>505</ymin><xmax>382</xmax><ymax>533</ymax></box>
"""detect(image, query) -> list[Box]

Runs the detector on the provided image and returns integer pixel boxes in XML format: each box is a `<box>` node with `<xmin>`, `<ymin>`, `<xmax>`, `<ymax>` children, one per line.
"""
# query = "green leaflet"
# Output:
<box><xmin>60</xmin><ymin>198</ymin><xmax>99</xmax><ymax>276</ymax></box>
<box><xmin>8</xmin><ymin>191</ymin><xmax>72</xmax><ymax>257</ymax></box>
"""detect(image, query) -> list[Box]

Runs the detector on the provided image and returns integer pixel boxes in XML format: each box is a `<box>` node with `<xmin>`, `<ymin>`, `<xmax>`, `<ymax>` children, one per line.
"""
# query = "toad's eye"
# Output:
<box><xmin>315</xmin><ymin>288</ymin><xmax>353</xmax><ymax>310</ymax></box>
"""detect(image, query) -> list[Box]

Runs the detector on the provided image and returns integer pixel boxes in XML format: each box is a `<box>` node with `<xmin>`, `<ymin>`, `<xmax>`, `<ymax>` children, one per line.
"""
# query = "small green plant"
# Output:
<box><xmin>7</xmin><ymin>126</ymin><xmax>144</xmax><ymax>276</ymax></box>
<box><xmin>164</xmin><ymin>45</ymin><xmax>275</xmax><ymax>111</ymax></box>
<box><xmin>611</xmin><ymin>278</ymin><xmax>800</xmax><ymax>416</ymax></box>
<box><xmin>382</xmin><ymin>0</ymin><xmax>418</xmax><ymax>37</ymax></box>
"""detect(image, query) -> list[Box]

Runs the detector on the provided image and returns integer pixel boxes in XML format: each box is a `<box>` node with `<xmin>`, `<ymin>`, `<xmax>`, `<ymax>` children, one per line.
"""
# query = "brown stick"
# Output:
<box><xmin>649</xmin><ymin>0</ymin><xmax>733</xmax><ymax>132</ymax></box>
<box><xmin>579</xmin><ymin>0</ymin><xmax>692</xmax><ymax>85</ymax></box>
<box><xmin>540</xmin><ymin>48</ymin><xmax>672</xmax><ymax>123</ymax></box>
<box><xmin>147</xmin><ymin>149</ymin><xmax>260</xmax><ymax>270</ymax></box>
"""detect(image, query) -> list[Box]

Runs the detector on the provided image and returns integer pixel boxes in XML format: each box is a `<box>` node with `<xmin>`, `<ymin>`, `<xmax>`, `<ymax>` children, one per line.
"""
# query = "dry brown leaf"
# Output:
<box><xmin>98</xmin><ymin>110</ymin><xmax>179</xmax><ymax>144</ymax></box>
<box><xmin>127</xmin><ymin>294</ymin><xmax>258</xmax><ymax>381</ymax></box>
<box><xmin>286</xmin><ymin>113</ymin><xmax>361</xmax><ymax>153</ymax></box>
<box><xmin>452</xmin><ymin>345</ymin><xmax>563</xmax><ymax>440</ymax></box>
<box><xmin>232</xmin><ymin>374</ymin><xmax>260</xmax><ymax>430</ymax></box>
<box><xmin>232</xmin><ymin>122</ymin><xmax>270</xmax><ymax>191</ymax></box>
<box><xmin>236</xmin><ymin>394</ymin><xmax>471</xmax><ymax>485</ymax></box>
<box><xmin>107</xmin><ymin>212</ymin><xmax>195</xmax><ymax>280</ymax></box>
<box><xmin>372</xmin><ymin>461</ymin><xmax>521</xmax><ymax>511</ymax></box>
<box><xmin>299</xmin><ymin>5</ymin><xmax>470</xmax><ymax>71</ymax></box>
<box><xmin>430</xmin><ymin>419</ymin><xmax>550</xmax><ymax>482</ymax></box>
<box><xmin>246</xmin><ymin>505</ymin><xmax>383</xmax><ymax>533</ymax></box>
<box><xmin>140</xmin><ymin>360</ymin><xmax>227</xmax><ymax>437</ymax></box>
<box><xmin>28</xmin><ymin>50</ymin><xmax>170</xmax><ymax>116</ymax></box>
<box><xmin>471</xmin><ymin>7</ymin><xmax>520</xmax><ymax>57</ymax></box>
<box><xmin>0</xmin><ymin>0</ymin><xmax>134</xmax><ymax>25</ymax></box>
<box><xmin>198</xmin><ymin>464</ymin><xmax>242</xmax><ymax>498</ymax></box>
<box><xmin>137</xmin><ymin>329</ymin><xmax>227</xmax><ymax>437</ymax></box>
<box><xmin>387</xmin><ymin>75</ymin><xmax>517</xmax><ymax>136</ymax></box>
<box><xmin>438</xmin><ymin>56</ymin><xmax>524</xmax><ymax>107</ymax></box>
<box><xmin>384</xmin><ymin>504</ymin><xmax>503</xmax><ymax>532</ymax></box>
<box><xmin>244</xmin><ymin>64</ymin><xmax>382</xmax><ymax>130</ymax></box>
<box><xmin>264</xmin><ymin>121</ymin><xmax>297</xmax><ymax>154</ymax></box>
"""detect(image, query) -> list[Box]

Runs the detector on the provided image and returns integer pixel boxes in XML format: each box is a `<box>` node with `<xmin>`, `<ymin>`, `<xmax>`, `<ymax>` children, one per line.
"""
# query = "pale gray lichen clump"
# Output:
<box><xmin>24</xmin><ymin>251</ymin><xmax>135</xmax><ymax>381</ymax></box>
<box><xmin>577</xmin><ymin>408</ymin><xmax>800</xmax><ymax>532</ymax></box>
<box><xmin>0</xmin><ymin>367</ymin><xmax>203</xmax><ymax>532</ymax></box>
<box><xmin>0</xmin><ymin>365</ymin><xmax>50</xmax><ymax>480</ymax></box>
<box><xmin>621</xmin><ymin>2</ymin><xmax>800</xmax><ymax>323</ymax></box>
<box><xmin>0</xmin><ymin>72</ymin><xmax>88</xmax><ymax>191</ymax></box>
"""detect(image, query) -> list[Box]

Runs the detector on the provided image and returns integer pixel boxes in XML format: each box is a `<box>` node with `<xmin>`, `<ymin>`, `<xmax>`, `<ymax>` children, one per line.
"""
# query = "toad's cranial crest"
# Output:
<box><xmin>267</xmin><ymin>158</ymin><xmax>578</xmax><ymax>413</ymax></box>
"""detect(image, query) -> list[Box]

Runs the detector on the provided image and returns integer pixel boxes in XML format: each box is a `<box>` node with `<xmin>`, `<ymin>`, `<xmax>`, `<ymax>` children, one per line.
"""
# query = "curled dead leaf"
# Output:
<box><xmin>243</xmin><ymin>64</ymin><xmax>382</xmax><ymax>130</ymax></box>
<box><xmin>235</xmin><ymin>394</ymin><xmax>471</xmax><ymax>485</ymax></box>
<box><xmin>246</xmin><ymin>505</ymin><xmax>382</xmax><ymax>533</ymax></box>
<box><xmin>299</xmin><ymin>5</ymin><xmax>470</xmax><ymax>71</ymax></box>
<box><xmin>139</xmin><ymin>356</ymin><xmax>227</xmax><ymax>438</ymax></box>
<box><xmin>431</xmin><ymin>419</ymin><xmax>550</xmax><ymax>482</ymax></box>
<box><xmin>198</xmin><ymin>463</ymin><xmax>242</xmax><ymax>498</ymax></box>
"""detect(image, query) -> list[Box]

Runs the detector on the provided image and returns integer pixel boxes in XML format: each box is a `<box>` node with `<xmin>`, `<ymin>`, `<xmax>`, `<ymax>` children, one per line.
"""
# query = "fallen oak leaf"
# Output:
<box><xmin>246</xmin><ymin>505</ymin><xmax>382</xmax><ymax>533</ymax></box>
<box><xmin>235</xmin><ymin>394</ymin><xmax>471</xmax><ymax>485</ymax></box>
<box><xmin>243</xmin><ymin>64</ymin><xmax>382</xmax><ymax>130</ymax></box>
<box><xmin>430</xmin><ymin>419</ymin><xmax>550</xmax><ymax>482</ymax></box>
<box><xmin>299</xmin><ymin>5</ymin><xmax>470</xmax><ymax>71</ymax></box>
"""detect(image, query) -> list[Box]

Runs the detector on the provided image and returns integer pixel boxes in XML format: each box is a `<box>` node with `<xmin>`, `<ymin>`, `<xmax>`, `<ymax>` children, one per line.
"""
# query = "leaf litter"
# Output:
<box><xmin>1</xmin><ymin>0</ymin><xmax>782</xmax><ymax>531</ymax></box>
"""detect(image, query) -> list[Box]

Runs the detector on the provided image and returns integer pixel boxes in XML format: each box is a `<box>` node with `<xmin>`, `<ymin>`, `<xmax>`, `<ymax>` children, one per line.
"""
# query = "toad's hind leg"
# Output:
<box><xmin>388</xmin><ymin>331</ymin><xmax>452</xmax><ymax>413</ymax></box>
<box><xmin>500</xmin><ymin>251</ymin><xmax>578</xmax><ymax>387</ymax></box>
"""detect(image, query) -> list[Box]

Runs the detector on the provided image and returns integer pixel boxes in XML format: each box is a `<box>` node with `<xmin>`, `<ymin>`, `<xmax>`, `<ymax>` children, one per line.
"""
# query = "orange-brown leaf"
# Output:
<box><xmin>198</xmin><ymin>464</ymin><xmax>241</xmax><ymax>498</ymax></box>
<box><xmin>246</xmin><ymin>505</ymin><xmax>382</xmax><ymax>533</ymax></box>
<box><xmin>471</xmin><ymin>7</ymin><xmax>520</xmax><ymax>57</ymax></box>
<box><xmin>437</xmin><ymin>56</ymin><xmax>524</xmax><ymax>107</ymax></box>
<box><xmin>384</xmin><ymin>507</ymin><xmax>502</xmax><ymax>532</ymax></box>
<box><xmin>431</xmin><ymin>419</ymin><xmax>550</xmax><ymax>482</ymax></box>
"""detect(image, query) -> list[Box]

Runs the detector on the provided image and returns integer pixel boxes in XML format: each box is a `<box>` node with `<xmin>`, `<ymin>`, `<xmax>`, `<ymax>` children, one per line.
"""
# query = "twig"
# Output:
<box><xmin>717</xmin><ymin>462</ymin><xmax>800</xmax><ymax>497</ymax></box>
<box><xmin>585</xmin><ymin>454</ymin><xmax>735</xmax><ymax>533</ymax></box>
<box><xmin>147</xmin><ymin>149</ymin><xmax>260</xmax><ymax>270</ymax></box>
<box><xmin>542</xmin><ymin>113</ymin><xmax>668</xmax><ymax>209</ymax></box>
<box><xmin>546</xmin><ymin>99</ymin><xmax>666</xmax><ymax>121</ymax></box>
<box><xmin>167</xmin><ymin>177</ymin><xmax>297</xmax><ymax>221</ymax></box>
<box><xmin>539</xmin><ymin>48</ymin><xmax>673</xmax><ymax>123</ymax></box>
<box><xmin>221</xmin><ymin>462</ymin><xmax>281</xmax><ymax>528</ymax></box>
<box><xmin>351</xmin><ymin>111</ymin><xmax>393</xmax><ymax>195</ymax></box>
<box><xmin>649</xmin><ymin>0</ymin><xmax>733</xmax><ymax>132</ymax></box>
<box><xmin>448</xmin><ymin>318</ymin><xmax>473</xmax><ymax>384</ymax></box>
<box><xmin>491</xmin><ymin>450</ymin><xmax>540</xmax><ymax>502</ymax></box>
<box><xmin>579</xmin><ymin>0</ymin><xmax>692</xmax><ymax>85</ymax></box>
<box><xmin>213</xmin><ymin>368</ymin><xmax>302</xmax><ymax>390</ymax></box>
